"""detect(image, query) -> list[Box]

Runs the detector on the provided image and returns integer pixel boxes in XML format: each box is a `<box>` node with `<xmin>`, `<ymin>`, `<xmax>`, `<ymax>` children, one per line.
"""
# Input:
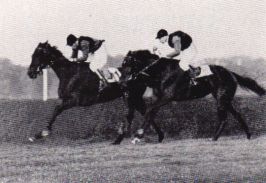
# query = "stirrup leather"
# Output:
<box><xmin>97</xmin><ymin>69</ymin><xmax>108</xmax><ymax>84</ymax></box>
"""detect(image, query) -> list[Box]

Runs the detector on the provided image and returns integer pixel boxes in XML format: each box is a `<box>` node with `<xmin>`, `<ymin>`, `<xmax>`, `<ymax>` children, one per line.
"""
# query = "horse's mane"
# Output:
<box><xmin>131</xmin><ymin>50</ymin><xmax>159</xmax><ymax>63</ymax></box>
<box><xmin>128</xmin><ymin>49</ymin><xmax>182</xmax><ymax>77</ymax></box>
<box><xmin>50</xmin><ymin>46</ymin><xmax>64</xmax><ymax>57</ymax></box>
<box><xmin>49</xmin><ymin>45</ymin><xmax>90</xmax><ymax>67</ymax></box>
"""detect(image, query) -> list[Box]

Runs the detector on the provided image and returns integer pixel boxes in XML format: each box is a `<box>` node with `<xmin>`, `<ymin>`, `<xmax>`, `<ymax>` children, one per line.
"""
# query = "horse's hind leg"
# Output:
<box><xmin>148</xmin><ymin>108</ymin><xmax>164</xmax><ymax>142</ymax></box>
<box><xmin>213</xmin><ymin>105</ymin><xmax>228</xmax><ymax>141</ymax></box>
<box><xmin>212</xmin><ymin>89</ymin><xmax>231</xmax><ymax>141</ymax></box>
<box><xmin>228</xmin><ymin>104</ymin><xmax>251</xmax><ymax>139</ymax></box>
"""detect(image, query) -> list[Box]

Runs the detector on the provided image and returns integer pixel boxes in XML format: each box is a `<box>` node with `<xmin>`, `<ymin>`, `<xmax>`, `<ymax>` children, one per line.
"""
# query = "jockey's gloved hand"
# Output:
<box><xmin>76</xmin><ymin>60</ymin><xmax>84</xmax><ymax>64</ymax></box>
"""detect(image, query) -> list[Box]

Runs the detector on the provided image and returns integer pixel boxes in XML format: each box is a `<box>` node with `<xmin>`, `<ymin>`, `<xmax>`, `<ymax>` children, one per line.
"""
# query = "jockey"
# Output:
<box><xmin>153</xmin><ymin>29</ymin><xmax>199</xmax><ymax>85</ymax></box>
<box><xmin>66</xmin><ymin>34</ymin><xmax>109</xmax><ymax>88</ymax></box>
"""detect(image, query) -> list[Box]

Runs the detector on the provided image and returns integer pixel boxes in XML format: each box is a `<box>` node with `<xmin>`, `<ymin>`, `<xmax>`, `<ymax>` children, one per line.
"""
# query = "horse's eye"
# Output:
<box><xmin>38</xmin><ymin>47</ymin><xmax>48</xmax><ymax>54</ymax></box>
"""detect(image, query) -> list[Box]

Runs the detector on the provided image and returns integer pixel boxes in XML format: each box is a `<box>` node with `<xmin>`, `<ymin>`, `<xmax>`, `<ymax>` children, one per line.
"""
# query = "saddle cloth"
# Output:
<box><xmin>142</xmin><ymin>65</ymin><xmax>213</xmax><ymax>98</ymax></box>
<box><xmin>107</xmin><ymin>67</ymin><xmax>121</xmax><ymax>83</ymax></box>
<box><xmin>196</xmin><ymin>65</ymin><xmax>213</xmax><ymax>78</ymax></box>
<box><xmin>143</xmin><ymin>87</ymin><xmax>154</xmax><ymax>98</ymax></box>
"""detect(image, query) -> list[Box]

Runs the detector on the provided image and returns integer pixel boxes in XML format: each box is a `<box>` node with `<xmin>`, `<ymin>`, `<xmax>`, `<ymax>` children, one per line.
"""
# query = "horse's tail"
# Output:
<box><xmin>232</xmin><ymin>72</ymin><xmax>266</xmax><ymax>96</ymax></box>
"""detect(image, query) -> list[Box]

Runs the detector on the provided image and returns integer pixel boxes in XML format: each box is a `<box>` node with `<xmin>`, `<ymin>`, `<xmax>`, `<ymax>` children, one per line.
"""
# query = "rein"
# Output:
<box><xmin>131</xmin><ymin>58</ymin><xmax>161</xmax><ymax>80</ymax></box>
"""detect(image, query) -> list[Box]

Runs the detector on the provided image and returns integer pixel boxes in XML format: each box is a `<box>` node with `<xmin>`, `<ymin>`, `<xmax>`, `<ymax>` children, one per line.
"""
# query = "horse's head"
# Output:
<box><xmin>120</xmin><ymin>50</ymin><xmax>159</xmax><ymax>85</ymax></box>
<box><xmin>121</xmin><ymin>51</ymin><xmax>139</xmax><ymax>79</ymax></box>
<box><xmin>28</xmin><ymin>41</ymin><xmax>54</xmax><ymax>79</ymax></box>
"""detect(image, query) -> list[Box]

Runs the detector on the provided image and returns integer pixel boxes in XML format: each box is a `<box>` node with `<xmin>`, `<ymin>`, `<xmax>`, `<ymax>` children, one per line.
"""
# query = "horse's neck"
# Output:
<box><xmin>50</xmin><ymin>57</ymin><xmax>72</xmax><ymax>80</ymax></box>
<box><xmin>143</xmin><ymin>58</ymin><xmax>182</xmax><ymax>77</ymax></box>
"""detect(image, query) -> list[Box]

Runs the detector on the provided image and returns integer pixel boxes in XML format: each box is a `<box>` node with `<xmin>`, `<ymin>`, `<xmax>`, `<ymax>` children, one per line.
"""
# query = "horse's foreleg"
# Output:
<box><xmin>112</xmin><ymin>106</ymin><xmax>136</xmax><ymax>145</ymax></box>
<box><xmin>112</xmin><ymin>96</ymin><xmax>147</xmax><ymax>145</ymax></box>
<box><xmin>125</xmin><ymin>107</ymin><xmax>135</xmax><ymax>137</ymax></box>
<box><xmin>29</xmin><ymin>99</ymin><xmax>76</xmax><ymax>142</ymax></box>
<box><xmin>112</xmin><ymin>121</ymin><xmax>126</xmax><ymax>145</ymax></box>
<box><xmin>29</xmin><ymin>104</ymin><xmax>65</xmax><ymax>141</ymax></box>
<box><xmin>135</xmin><ymin>107</ymin><xmax>164</xmax><ymax>143</ymax></box>
<box><xmin>132</xmin><ymin>97</ymin><xmax>170</xmax><ymax>144</ymax></box>
<box><xmin>213</xmin><ymin>102</ymin><xmax>229</xmax><ymax>141</ymax></box>
<box><xmin>149</xmin><ymin>109</ymin><xmax>164</xmax><ymax>142</ymax></box>
<box><xmin>131</xmin><ymin>111</ymin><xmax>152</xmax><ymax>144</ymax></box>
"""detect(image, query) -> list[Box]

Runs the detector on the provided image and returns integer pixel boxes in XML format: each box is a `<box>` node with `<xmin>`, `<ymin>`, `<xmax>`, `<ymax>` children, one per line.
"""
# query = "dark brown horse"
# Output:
<box><xmin>114</xmin><ymin>50</ymin><xmax>266</xmax><ymax>144</ymax></box>
<box><xmin>27</xmin><ymin>41</ymin><xmax>128</xmax><ymax>141</ymax></box>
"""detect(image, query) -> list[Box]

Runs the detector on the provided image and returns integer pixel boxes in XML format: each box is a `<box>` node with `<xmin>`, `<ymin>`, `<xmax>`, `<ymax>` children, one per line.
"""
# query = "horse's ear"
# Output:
<box><xmin>127</xmin><ymin>50</ymin><xmax>132</xmax><ymax>56</ymax></box>
<box><xmin>45</xmin><ymin>40</ymin><xmax>51</xmax><ymax>48</ymax></box>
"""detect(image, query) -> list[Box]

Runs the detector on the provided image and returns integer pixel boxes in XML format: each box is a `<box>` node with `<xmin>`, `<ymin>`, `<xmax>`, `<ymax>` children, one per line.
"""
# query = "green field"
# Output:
<box><xmin>0</xmin><ymin>96</ymin><xmax>266</xmax><ymax>182</ymax></box>
<box><xmin>1</xmin><ymin>136</ymin><xmax>266</xmax><ymax>182</ymax></box>
<box><xmin>0</xmin><ymin>96</ymin><xmax>265</xmax><ymax>142</ymax></box>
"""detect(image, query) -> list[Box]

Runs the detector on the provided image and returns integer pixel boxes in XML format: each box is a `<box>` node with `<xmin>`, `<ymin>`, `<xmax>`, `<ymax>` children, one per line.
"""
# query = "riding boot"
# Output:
<box><xmin>190</xmin><ymin>78</ymin><xmax>197</xmax><ymax>86</ymax></box>
<box><xmin>188</xmin><ymin>65</ymin><xmax>201</xmax><ymax>86</ymax></box>
<box><xmin>96</xmin><ymin>69</ymin><xmax>110</xmax><ymax>92</ymax></box>
<box><xmin>99</xmin><ymin>79</ymin><xmax>109</xmax><ymax>92</ymax></box>
<box><xmin>188</xmin><ymin>68</ymin><xmax>197</xmax><ymax>86</ymax></box>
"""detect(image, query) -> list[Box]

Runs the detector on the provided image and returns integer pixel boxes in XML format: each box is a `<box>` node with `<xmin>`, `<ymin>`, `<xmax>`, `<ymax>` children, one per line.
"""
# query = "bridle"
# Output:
<box><xmin>31</xmin><ymin>50</ymin><xmax>55</xmax><ymax>76</ymax></box>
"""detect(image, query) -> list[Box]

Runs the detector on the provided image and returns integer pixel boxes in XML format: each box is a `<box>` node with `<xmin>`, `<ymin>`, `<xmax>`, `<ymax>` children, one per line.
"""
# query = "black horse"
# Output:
<box><xmin>27</xmin><ymin>41</ymin><xmax>130</xmax><ymax>141</ymax></box>
<box><xmin>114</xmin><ymin>50</ymin><xmax>266</xmax><ymax>144</ymax></box>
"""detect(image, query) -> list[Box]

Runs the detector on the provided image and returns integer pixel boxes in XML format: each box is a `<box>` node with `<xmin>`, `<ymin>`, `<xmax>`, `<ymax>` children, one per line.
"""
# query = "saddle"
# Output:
<box><xmin>189</xmin><ymin>65</ymin><xmax>213</xmax><ymax>78</ymax></box>
<box><xmin>97</xmin><ymin>67</ymin><xmax>121</xmax><ymax>92</ymax></box>
<box><xmin>107</xmin><ymin>67</ymin><xmax>121</xmax><ymax>83</ymax></box>
<box><xmin>188</xmin><ymin>65</ymin><xmax>213</xmax><ymax>85</ymax></box>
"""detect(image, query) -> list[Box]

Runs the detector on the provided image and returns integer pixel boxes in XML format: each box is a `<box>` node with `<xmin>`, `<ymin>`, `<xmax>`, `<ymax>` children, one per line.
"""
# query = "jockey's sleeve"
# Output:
<box><xmin>71</xmin><ymin>48</ymin><xmax>78</xmax><ymax>58</ymax></box>
<box><xmin>77</xmin><ymin>49</ymin><xmax>89</xmax><ymax>62</ymax></box>
<box><xmin>173</xmin><ymin>36</ymin><xmax>181</xmax><ymax>53</ymax></box>
<box><xmin>167</xmin><ymin>36</ymin><xmax>181</xmax><ymax>58</ymax></box>
<box><xmin>77</xmin><ymin>40</ymin><xmax>90</xmax><ymax>62</ymax></box>
<box><xmin>153</xmin><ymin>46</ymin><xmax>157</xmax><ymax>52</ymax></box>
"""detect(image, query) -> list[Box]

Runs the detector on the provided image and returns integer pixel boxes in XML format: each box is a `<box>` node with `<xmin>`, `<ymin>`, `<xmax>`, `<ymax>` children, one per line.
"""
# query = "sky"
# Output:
<box><xmin>0</xmin><ymin>0</ymin><xmax>266</xmax><ymax>66</ymax></box>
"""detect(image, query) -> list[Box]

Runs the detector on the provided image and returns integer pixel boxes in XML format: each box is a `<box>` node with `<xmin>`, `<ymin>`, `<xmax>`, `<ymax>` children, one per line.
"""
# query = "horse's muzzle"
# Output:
<box><xmin>27</xmin><ymin>68</ymin><xmax>40</xmax><ymax>79</ymax></box>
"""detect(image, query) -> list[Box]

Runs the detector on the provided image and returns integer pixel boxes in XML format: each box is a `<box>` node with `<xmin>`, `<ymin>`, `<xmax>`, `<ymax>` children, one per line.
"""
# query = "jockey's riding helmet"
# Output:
<box><xmin>156</xmin><ymin>29</ymin><xmax>168</xmax><ymax>39</ymax></box>
<box><xmin>67</xmin><ymin>34</ymin><xmax>77</xmax><ymax>46</ymax></box>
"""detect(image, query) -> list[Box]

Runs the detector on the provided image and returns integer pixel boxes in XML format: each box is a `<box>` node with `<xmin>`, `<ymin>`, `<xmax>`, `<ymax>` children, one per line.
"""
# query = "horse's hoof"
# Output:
<box><xmin>247</xmin><ymin>133</ymin><xmax>251</xmax><ymax>140</ymax></box>
<box><xmin>158</xmin><ymin>133</ymin><xmax>164</xmax><ymax>143</ymax></box>
<box><xmin>41</xmin><ymin>130</ymin><xmax>50</xmax><ymax>137</ymax></box>
<box><xmin>212</xmin><ymin>137</ymin><xmax>218</xmax><ymax>141</ymax></box>
<box><xmin>125</xmin><ymin>133</ymin><xmax>132</xmax><ymax>138</ymax></box>
<box><xmin>28</xmin><ymin>137</ymin><xmax>35</xmax><ymax>142</ymax></box>
<box><xmin>31</xmin><ymin>130</ymin><xmax>50</xmax><ymax>141</ymax></box>
<box><xmin>111</xmin><ymin>141</ymin><xmax>120</xmax><ymax>145</ymax></box>
<box><xmin>131</xmin><ymin>137</ymin><xmax>141</xmax><ymax>144</ymax></box>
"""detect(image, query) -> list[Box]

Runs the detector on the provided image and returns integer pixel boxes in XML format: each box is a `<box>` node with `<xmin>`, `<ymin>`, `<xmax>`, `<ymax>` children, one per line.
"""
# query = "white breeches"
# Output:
<box><xmin>175</xmin><ymin>43</ymin><xmax>198</xmax><ymax>70</ymax></box>
<box><xmin>154</xmin><ymin>42</ymin><xmax>198</xmax><ymax>71</ymax></box>
<box><xmin>89</xmin><ymin>43</ymin><xmax>108</xmax><ymax>72</ymax></box>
